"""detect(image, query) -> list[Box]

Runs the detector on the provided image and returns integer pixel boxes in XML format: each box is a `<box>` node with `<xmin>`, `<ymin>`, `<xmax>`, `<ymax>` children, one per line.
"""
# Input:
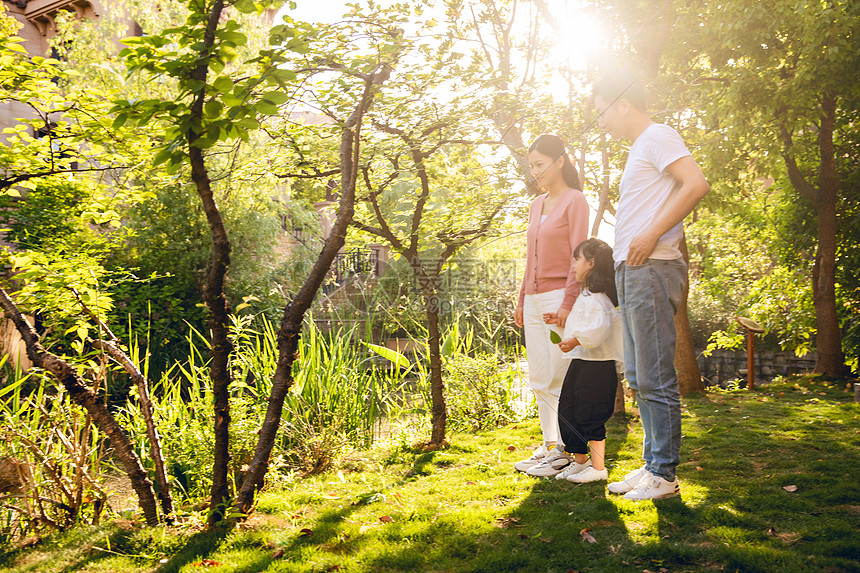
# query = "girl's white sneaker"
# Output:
<box><xmin>554</xmin><ymin>459</ymin><xmax>592</xmax><ymax>480</ymax></box>
<box><xmin>566</xmin><ymin>466</ymin><xmax>608</xmax><ymax>483</ymax></box>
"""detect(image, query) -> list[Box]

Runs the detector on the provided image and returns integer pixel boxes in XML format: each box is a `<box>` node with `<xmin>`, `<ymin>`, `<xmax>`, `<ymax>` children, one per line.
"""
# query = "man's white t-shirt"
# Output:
<box><xmin>613</xmin><ymin>123</ymin><xmax>691</xmax><ymax>265</ymax></box>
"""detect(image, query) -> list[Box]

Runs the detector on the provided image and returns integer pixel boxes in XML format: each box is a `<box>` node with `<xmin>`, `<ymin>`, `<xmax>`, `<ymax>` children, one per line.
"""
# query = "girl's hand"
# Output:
<box><xmin>542</xmin><ymin>312</ymin><xmax>557</xmax><ymax>324</ymax></box>
<box><xmin>558</xmin><ymin>337</ymin><xmax>580</xmax><ymax>352</ymax></box>
<box><xmin>514</xmin><ymin>306</ymin><xmax>524</xmax><ymax>328</ymax></box>
<box><xmin>555</xmin><ymin>307</ymin><xmax>570</xmax><ymax>328</ymax></box>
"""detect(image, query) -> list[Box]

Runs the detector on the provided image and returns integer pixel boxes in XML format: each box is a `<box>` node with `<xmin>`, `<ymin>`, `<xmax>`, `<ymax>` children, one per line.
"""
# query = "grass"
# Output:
<box><xmin>0</xmin><ymin>375</ymin><xmax>858</xmax><ymax>573</ymax></box>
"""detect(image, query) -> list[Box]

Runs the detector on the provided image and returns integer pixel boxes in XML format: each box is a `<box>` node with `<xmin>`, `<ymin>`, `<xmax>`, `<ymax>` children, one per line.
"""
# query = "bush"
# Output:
<box><xmin>443</xmin><ymin>353</ymin><xmax>520</xmax><ymax>432</ymax></box>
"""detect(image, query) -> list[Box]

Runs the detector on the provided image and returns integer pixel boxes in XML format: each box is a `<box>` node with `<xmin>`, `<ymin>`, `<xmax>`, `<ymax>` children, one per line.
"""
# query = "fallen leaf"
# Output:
<box><xmin>518</xmin><ymin>533</ymin><xmax>529</xmax><ymax>539</ymax></box>
<box><xmin>537</xmin><ymin>536</ymin><xmax>551</xmax><ymax>543</ymax></box>
<box><xmin>272</xmin><ymin>549</ymin><xmax>285</xmax><ymax>559</ymax></box>
<box><xmin>777</xmin><ymin>531</ymin><xmax>802</xmax><ymax>544</ymax></box>
<box><xmin>465</xmin><ymin>481</ymin><xmax>476</xmax><ymax>485</ymax></box>
<box><xmin>507</xmin><ymin>445</ymin><xmax>516</xmax><ymax>451</ymax></box>
<box><xmin>299</xmin><ymin>528</ymin><xmax>313</xmax><ymax>537</ymax></box>
<box><xmin>783</xmin><ymin>485</ymin><xmax>798</xmax><ymax>492</ymax></box>
<box><xmin>379</xmin><ymin>515</ymin><xmax>393</xmax><ymax>523</ymax></box>
<box><xmin>580</xmin><ymin>528</ymin><xmax>597</xmax><ymax>543</ymax></box>
<box><xmin>696</xmin><ymin>466</ymin><xmax>703</xmax><ymax>471</ymax></box>
<box><xmin>191</xmin><ymin>559</ymin><xmax>220</xmax><ymax>567</ymax></box>
<box><xmin>326</xmin><ymin>566</ymin><xmax>342</xmax><ymax>572</ymax></box>
<box><xmin>494</xmin><ymin>517</ymin><xmax>521</xmax><ymax>528</ymax></box>
<box><xmin>512</xmin><ymin>425</ymin><xmax>518</xmax><ymax>429</ymax></box>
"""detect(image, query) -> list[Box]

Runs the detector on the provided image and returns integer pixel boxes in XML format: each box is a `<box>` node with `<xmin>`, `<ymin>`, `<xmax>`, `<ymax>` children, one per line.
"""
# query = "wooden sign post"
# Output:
<box><xmin>736</xmin><ymin>316</ymin><xmax>765</xmax><ymax>390</ymax></box>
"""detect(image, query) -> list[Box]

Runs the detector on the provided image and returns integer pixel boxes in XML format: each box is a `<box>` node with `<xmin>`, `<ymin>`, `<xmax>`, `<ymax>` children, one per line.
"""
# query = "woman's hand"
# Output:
<box><xmin>514</xmin><ymin>305</ymin><xmax>524</xmax><ymax>327</ymax></box>
<box><xmin>558</xmin><ymin>337</ymin><xmax>580</xmax><ymax>352</ymax></box>
<box><xmin>555</xmin><ymin>307</ymin><xmax>570</xmax><ymax>328</ymax></box>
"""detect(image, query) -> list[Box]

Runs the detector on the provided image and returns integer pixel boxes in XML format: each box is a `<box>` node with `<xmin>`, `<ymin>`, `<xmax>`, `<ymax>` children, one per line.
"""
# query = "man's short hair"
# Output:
<box><xmin>594</xmin><ymin>70</ymin><xmax>647</xmax><ymax>112</ymax></box>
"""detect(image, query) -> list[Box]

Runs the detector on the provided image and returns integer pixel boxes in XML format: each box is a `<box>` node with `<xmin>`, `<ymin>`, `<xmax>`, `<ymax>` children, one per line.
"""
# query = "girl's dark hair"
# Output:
<box><xmin>573</xmin><ymin>238</ymin><xmax>618</xmax><ymax>306</ymax></box>
<box><xmin>528</xmin><ymin>134</ymin><xmax>581</xmax><ymax>190</ymax></box>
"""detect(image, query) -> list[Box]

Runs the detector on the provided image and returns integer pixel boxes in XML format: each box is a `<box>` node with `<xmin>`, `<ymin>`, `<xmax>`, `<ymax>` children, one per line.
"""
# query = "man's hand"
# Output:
<box><xmin>514</xmin><ymin>305</ymin><xmax>524</xmax><ymax>328</ymax></box>
<box><xmin>559</xmin><ymin>337</ymin><xmax>580</xmax><ymax>352</ymax></box>
<box><xmin>626</xmin><ymin>230</ymin><xmax>659</xmax><ymax>266</ymax></box>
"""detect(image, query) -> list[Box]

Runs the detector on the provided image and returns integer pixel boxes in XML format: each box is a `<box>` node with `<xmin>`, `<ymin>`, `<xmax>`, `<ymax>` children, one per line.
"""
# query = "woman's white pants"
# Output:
<box><xmin>523</xmin><ymin>288</ymin><xmax>567</xmax><ymax>446</ymax></box>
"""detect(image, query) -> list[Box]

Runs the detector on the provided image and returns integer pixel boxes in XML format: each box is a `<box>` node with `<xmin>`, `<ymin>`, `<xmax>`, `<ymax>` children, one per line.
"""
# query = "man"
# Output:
<box><xmin>594</xmin><ymin>70</ymin><xmax>709</xmax><ymax>500</ymax></box>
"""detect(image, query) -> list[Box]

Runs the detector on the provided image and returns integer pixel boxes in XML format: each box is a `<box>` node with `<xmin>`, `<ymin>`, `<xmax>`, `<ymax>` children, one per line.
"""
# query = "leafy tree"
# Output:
<box><xmin>113</xmin><ymin>0</ymin><xmax>308</xmax><ymax>525</ymax></box>
<box><xmin>233</xmin><ymin>5</ymin><xmax>399</xmax><ymax>514</ymax></box>
<box><xmin>651</xmin><ymin>0</ymin><xmax>859</xmax><ymax>375</ymax></box>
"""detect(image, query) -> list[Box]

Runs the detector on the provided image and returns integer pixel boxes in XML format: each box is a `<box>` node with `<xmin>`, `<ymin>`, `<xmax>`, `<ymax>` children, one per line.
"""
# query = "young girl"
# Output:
<box><xmin>513</xmin><ymin>135</ymin><xmax>589</xmax><ymax>476</ymax></box>
<box><xmin>547</xmin><ymin>238</ymin><xmax>623</xmax><ymax>483</ymax></box>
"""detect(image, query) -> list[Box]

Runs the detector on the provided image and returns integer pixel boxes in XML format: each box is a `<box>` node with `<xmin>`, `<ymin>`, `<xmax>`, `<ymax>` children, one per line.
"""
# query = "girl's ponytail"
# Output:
<box><xmin>574</xmin><ymin>238</ymin><xmax>618</xmax><ymax>306</ymax></box>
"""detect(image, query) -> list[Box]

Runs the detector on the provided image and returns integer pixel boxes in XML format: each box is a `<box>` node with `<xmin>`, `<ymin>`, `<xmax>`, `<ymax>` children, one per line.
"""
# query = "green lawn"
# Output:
<box><xmin>2</xmin><ymin>376</ymin><xmax>858</xmax><ymax>573</ymax></box>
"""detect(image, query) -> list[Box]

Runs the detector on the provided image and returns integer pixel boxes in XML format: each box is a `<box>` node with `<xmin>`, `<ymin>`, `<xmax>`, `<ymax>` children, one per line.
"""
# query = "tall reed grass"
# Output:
<box><xmin>0</xmin><ymin>359</ymin><xmax>109</xmax><ymax>541</ymax></box>
<box><xmin>116</xmin><ymin>314</ymin><xmax>407</xmax><ymax>503</ymax></box>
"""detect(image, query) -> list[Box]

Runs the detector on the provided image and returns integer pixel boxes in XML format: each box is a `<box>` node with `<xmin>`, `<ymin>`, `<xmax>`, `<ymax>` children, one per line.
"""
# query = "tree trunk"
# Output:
<box><xmin>812</xmin><ymin>93</ymin><xmax>847</xmax><ymax>376</ymax></box>
<box><xmin>613</xmin><ymin>372</ymin><xmax>625</xmax><ymax>415</ymax></box>
<box><xmin>183</xmin><ymin>0</ymin><xmax>233</xmax><ymax>528</ymax></box>
<box><xmin>92</xmin><ymin>339</ymin><xmax>173</xmax><ymax>520</ymax></box>
<box><xmin>0</xmin><ymin>287</ymin><xmax>159</xmax><ymax>525</ymax></box>
<box><xmin>674</xmin><ymin>235</ymin><xmax>704</xmax><ymax>394</ymax></box>
<box><xmin>233</xmin><ymin>66</ymin><xmax>391</xmax><ymax>517</ymax></box>
<box><xmin>192</xmin><ymin>140</ymin><xmax>234</xmax><ymax>527</ymax></box>
<box><xmin>591</xmin><ymin>134</ymin><xmax>612</xmax><ymax>237</ymax></box>
<box><xmin>422</xmin><ymin>287</ymin><xmax>447</xmax><ymax>448</ymax></box>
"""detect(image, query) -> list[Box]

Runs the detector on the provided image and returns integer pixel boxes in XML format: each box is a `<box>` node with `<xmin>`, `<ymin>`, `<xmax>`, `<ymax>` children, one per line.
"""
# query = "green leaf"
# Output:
<box><xmin>254</xmin><ymin>100</ymin><xmax>278</xmax><ymax>115</ymax></box>
<box><xmin>212</xmin><ymin>76</ymin><xmax>233</xmax><ymax>94</ymax></box>
<box><xmin>261</xmin><ymin>90</ymin><xmax>289</xmax><ymax>105</ymax></box>
<box><xmin>549</xmin><ymin>330</ymin><xmax>561</xmax><ymax>344</ymax></box>
<box><xmin>362</xmin><ymin>341</ymin><xmax>410</xmax><ymax>370</ymax></box>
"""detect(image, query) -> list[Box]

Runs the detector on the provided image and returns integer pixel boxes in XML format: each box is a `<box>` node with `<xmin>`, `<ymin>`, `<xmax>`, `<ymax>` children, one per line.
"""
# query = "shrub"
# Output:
<box><xmin>443</xmin><ymin>353</ymin><xmax>520</xmax><ymax>432</ymax></box>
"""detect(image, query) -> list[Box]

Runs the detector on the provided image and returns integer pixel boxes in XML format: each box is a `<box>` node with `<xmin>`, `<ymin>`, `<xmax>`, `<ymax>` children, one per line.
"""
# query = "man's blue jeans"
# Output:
<box><xmin>616</xmin><ymin>258</ymin><xmax>687</xmax><ymax>481</ymax></box>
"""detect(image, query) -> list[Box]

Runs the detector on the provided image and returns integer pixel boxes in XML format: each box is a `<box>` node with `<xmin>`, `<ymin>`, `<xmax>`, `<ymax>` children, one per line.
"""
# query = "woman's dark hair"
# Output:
<box><xmin>573</xmin><ymin>238</ymin><xmax>618</xmax><ymax>306</ymax></box>
<box><xmin>528</xmin><ymin>134</ymin><xmax>581</xmax><ymax>190</ymax></box>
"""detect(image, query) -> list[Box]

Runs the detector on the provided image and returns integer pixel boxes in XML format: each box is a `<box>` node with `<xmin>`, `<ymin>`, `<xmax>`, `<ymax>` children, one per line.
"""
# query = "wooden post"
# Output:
<box><xmin>736</xmin><ymin>317</ymin><xmax>765</xmax><ymax>392</ymax></box>
<box><xmin>746</xmin><ymin>329</ymin><xmax>755</xmax><ymax>391</ymax></box>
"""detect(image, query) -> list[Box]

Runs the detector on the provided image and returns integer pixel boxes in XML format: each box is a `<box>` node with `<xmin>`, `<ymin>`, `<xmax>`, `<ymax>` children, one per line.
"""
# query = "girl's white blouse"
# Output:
<box><xmin>561</xmin><ymin>289</ymin><xmax>624</xmax><ymax>368</ymax></box>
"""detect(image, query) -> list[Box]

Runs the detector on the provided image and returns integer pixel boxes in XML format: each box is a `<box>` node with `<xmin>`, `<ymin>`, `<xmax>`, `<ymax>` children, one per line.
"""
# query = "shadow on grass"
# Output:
<box><xmin>639</xmin><ymin>383</ymin><xmax>860</xmax><ymax>572</ymax></box>
<box><xmin>155</xmin><ymin>525</ymin><xmax>232</xmax><ymax>573</ymax></box>
<box><xmin>267</xmin><ymin>415</ymin><xmax>638</xmax><ymax>572</ymax></box>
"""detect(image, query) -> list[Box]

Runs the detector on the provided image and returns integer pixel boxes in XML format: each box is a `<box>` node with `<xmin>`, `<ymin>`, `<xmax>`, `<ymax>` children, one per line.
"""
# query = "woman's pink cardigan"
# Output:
<box><xmin>518</xmin><ymin>189</ymin><xmax>590</xmax><ymax>311</ymax></box>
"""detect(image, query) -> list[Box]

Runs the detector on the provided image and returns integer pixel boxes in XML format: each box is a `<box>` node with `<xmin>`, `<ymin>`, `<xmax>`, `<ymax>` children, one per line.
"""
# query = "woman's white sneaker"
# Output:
<box><xmin>607</xmin><ymin>465</ymin><xmax>649</xmax><ymax>494</ymax></box>
<box><xmin>554</xmin><ymin>459</ymin><xmax>592</xmax><ymax>480</ymax></box>
<box><xmin>525</xmin><ymin>449</ymin><xmax>570</xmax><ymax>477</ymax></box>
<box><xmin>623</xmin><ymin>473</ymin><xmax>680</xmax><ymax>500</ymax></box>
<box><xmin>566</xmin><ymin>466</ymin><xmax>608</xmax><ymax>483</ymax></box>
<box><xmin>513</xmin><ymin>443</ymin><xmax>550</xmax><ymax>473</ymax></box>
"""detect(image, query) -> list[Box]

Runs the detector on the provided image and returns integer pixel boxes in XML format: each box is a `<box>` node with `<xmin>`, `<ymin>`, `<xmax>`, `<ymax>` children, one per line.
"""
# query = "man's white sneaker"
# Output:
<box><xmin>566</xmin><ymin>466</ymin><xmax>609</xmax><ymax>483</ymax></box>
<box><xmin>607</xmin><ymin>465</ymin><xmax>649</xmax><ymax>494</ymax></box>
<box><xmin>623</xmin><ymin>473</ymin><xmax>680</xmax><ymax>500</ymax></box>
<box><xmin>525</xmin><ymin>449</ymin><xmax>570</xmax><ymax>477</ymax></box>
<box><xmin>513</xmin><ymin>443</ymin><xmax>550</xmax><ymax>473</ymax></box>
<box><xmin>554</xmin><ymin>459</ymin><xmax>592</xmax><ymax>480</ymax></box>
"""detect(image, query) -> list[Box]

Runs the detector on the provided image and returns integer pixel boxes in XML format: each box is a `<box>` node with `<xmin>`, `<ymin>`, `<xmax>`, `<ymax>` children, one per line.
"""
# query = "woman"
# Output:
<box><xmin>514</xmin><ymin>134</ymin><xmax>589</xmax><ymax>477</ymax></box>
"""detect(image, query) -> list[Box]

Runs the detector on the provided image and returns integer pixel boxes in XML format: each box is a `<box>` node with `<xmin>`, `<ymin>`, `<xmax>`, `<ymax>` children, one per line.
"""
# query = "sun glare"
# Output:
<box><xmin>555</xmin><ymin>9</ymin><xmax>605</xmax><ymax>70</ymax></box>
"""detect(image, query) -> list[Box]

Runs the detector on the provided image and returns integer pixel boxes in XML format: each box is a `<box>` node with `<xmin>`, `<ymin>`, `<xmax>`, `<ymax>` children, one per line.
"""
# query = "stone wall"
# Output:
<box><xmin>696</xmin><ymin>348</ymin><xmax>816</xmax><ymax>386</ymax></box>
